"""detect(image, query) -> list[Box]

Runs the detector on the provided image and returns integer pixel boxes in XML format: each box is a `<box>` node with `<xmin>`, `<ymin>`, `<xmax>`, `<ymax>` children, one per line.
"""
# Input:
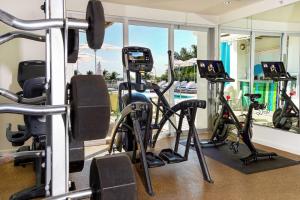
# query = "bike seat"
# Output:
<box><xmin>244</xmin><ymin>93</ymin><xmax>261</xmax><ymax>99</ymax></box>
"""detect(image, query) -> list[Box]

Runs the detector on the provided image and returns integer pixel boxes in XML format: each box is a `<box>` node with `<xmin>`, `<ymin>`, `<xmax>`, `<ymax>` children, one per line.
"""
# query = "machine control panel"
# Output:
<box><xmin>122</xmin><ymin>46</ymin><xmax>153</xmax><ymax>72</ymax></box>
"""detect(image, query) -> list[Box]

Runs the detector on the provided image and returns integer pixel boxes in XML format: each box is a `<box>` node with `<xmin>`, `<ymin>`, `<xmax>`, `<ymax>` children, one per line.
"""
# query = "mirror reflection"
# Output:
<box><xmin>220</xmin><ymin>2</ymin><xmax>300</xmax><ymax>133</ymax></box>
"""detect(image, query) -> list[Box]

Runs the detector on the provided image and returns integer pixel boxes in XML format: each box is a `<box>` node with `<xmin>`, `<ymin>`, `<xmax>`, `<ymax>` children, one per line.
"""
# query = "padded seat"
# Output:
<box><xmin>6</xmin><ymin>77</ymin><xmax>46</xmax><ymax>145</ymax></box>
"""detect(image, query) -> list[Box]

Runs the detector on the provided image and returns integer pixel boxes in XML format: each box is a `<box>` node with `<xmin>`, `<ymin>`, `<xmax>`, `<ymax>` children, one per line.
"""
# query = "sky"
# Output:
<box><xmin>77</xmin><ymin>23</ymin><xmax>198</xmax><ymax>77</ymax></box>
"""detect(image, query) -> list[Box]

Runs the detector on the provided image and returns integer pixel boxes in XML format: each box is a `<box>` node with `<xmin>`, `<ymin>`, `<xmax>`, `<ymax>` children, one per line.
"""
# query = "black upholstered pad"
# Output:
<box><xmin>70</xmin><ymin>75</ymin><xmax>111</xmax><ymax>141</ymax></box>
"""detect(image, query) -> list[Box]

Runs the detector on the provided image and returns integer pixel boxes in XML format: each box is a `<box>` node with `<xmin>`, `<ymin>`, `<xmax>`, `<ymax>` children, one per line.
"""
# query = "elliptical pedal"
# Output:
<box><xmin>145</xmin><ymin>152</ymin><xmax>165</xmax><ymax>168</ymax></box>
<box><xmin>159</xmin><ymin>149</ymin><xmax>185</xmax><ymax>164</ymax></box>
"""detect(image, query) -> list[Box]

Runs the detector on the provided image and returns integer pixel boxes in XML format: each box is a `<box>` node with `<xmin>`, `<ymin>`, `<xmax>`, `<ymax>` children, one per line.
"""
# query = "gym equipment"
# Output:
<box><xmin>45</xmin><ymin>154</ymin><xmax>137</xmax><ymax>200</ymax></box>
<box><xmin>0</xmin><ymin>31</ymin><xmax>45</xmax><ymax>44</ymax></box>
<box><xmin>0</xmin><ymin>29</ymin><xmax>79</xmax><ymax>63</ymax></box>
<box><xmin>0</xmin><ymin>60</ymin><xmax>46</xmax><ymax>104</ymax></box>
<box><xmin>0</xmin><ymin>0</ymin><xmax>104</xmax><ymax>49</ymax></box>
<box><xmin>4</xmin><ymin>74</ymin><xmax>83</xmax><ymax>199</ymax></box>
<box><xmin>0</xmin><ymin>1</ymin><xmax>138</xmax><ymax>199</ymax></box>
<box><xmin>197</xmin><ymin>60</ymin><xmax>277</xmax><ymax>164</ymax></box>
<box><xmin>261</xmin><ymin>62</ymin><xmax>299</xmax><ymax>131</ymax></box>
<box><xmin>67</xmin><ymin>29</ymin><xmax>79</xmax><ymax>63</ymax></box>
<box><xmin>109</xmin><ymin>46</ymin><xmax>212</xmax><ymax>196</ymax></box>
<box><xmin>0</xmin><ymin>75</ymin><xmax>137</xmax><ymax>200</ymax></box>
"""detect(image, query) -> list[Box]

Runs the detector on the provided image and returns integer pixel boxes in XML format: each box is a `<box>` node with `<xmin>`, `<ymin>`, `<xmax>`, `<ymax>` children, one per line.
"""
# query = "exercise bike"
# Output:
<box><xmin>109</xmin><ymin>46</ymin><xmax>212</xmax><ymax>196</ymax></box>
<box><xmin>261</xmin><ymin>62</ymin><xmax>299</xmax><ymax>131</ymax></box>
<box><xmin>197</xmin><ymin>60</ymin><xmax>277</xmax><ymax>164</ymax></box>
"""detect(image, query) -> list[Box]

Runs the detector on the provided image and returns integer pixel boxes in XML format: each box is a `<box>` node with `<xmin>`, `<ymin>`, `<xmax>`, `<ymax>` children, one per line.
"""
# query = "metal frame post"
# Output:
<box><xmin>47</xmin><ymin>0</ymin><xmax>68</xmax><ymax>196</ymax></box>
<box><xmin>168</xmin><ymin>24</ymin><xmax>176</xmax><ymax>134</ymax></box>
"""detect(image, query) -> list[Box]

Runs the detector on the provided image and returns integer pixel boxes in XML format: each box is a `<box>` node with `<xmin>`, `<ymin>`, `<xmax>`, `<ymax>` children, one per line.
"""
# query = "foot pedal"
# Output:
<box><xmin>200</xmin><ymin>139</ymin><xmax>226</xmax><ymax>148</ymax></box>
<box><xmin>241</xmin><ymin>152</ymin><xmax>277</xmax><ymax>165</ymax></box>
<box><xmin>145</xmin><ymin>152</ymin><xmax>165</xmax><ymax>168</ymax></box>
<box><xmin>159</xmin><ymin>149</ymin><xmax>185</xmax><ymax>164</ymax></box>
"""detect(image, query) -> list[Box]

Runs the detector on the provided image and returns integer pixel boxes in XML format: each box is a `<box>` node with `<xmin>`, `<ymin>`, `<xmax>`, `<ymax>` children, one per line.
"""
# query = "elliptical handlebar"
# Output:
<box><xmin>160</xmin><ymin>50</ymin><xmax>175</xmax><ymax>95</ymax></box>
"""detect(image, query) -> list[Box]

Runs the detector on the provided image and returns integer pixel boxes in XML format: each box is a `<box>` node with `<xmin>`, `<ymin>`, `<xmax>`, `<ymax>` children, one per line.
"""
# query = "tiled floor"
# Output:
<box><xmin>1</xmin><ymin>136</ymin><xmax>300</xmax><ymax>200</ymax></box>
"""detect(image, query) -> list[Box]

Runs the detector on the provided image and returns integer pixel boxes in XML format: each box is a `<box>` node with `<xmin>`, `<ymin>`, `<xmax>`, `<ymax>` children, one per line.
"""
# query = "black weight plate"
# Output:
<box><xmin>90</xmin><ymin>154</ymin><xmax>137</xmax><ymax>200</ymax></box>
<box><xmin>68</xmin><ymin>28</ymin><xmax>79</xmax><ymax>63</ymax></box>
<box><xmin>86</xmin><ymin>0</ymin><xmax>105</xmax><ymax>49</ymax></box>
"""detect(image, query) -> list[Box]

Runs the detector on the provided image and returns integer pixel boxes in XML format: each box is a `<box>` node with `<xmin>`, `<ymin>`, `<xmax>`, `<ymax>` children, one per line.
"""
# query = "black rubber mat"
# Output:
<box><xmin>181</xmin><ymin>141</ymin><xmax>300</xmax><ymax>174</ymax></box>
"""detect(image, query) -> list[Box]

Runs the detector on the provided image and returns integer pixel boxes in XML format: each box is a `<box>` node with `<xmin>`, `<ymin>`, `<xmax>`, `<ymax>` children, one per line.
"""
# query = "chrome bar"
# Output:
<box><xmin>68</xmin><ymin>19</ymin><xmax>88</xmax><ymax>29</ymax></box>
<box><xmin>0</xmin><ymin>150</ymin><xmax>44</xmax><ymax>159</ymax></box>
<box><xmin>0</xmin><ymin>9</ymin><xmax>88</xmax><ymax>31</ymax></box>
<box><xmin>0</xmin><ymin>31</ymin><xmax>45</xmax><ymax>45</ymax></box>
<box><xmin>0</xmin><ymin>88</ymin><xmax>19</xmax><ymax>102</ymax></box>
<box><xmin>45</xmin><ymin>188</ymin><xmax>92</xmax><ymax>200</ymax></box>
<box><xmin>0</xmin><ymin>104</ymin><xmax>66</xmax><ymax>115</ymax></box>
<box><xmin>0</xmin><ymin>88</ymin><xmax>46</xmax><ymax>104</ymax></box>
<box><xmin>0</xmin><ymin>9</ymin><xmax>63</xmax><ymax>30</ymax></box>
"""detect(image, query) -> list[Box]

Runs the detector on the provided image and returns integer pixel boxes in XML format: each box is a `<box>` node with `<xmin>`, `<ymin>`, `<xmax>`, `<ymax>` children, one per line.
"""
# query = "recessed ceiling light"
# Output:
<box><xmin>224</xmin><ymin>1</ymin><xmax>232</xmax><ymax>5</ymax></box>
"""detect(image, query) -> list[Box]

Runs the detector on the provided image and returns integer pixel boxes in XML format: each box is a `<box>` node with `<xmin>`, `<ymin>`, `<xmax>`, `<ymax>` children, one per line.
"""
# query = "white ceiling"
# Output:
<box><xmin>101</xmin><ymin>0</ymin><xmax>263</xmax><ymax>15</ymax></box>
<box><xmin>252</xmin><ymin>2</ymin><xmax>300</xmax><ymax>23</ymax></box>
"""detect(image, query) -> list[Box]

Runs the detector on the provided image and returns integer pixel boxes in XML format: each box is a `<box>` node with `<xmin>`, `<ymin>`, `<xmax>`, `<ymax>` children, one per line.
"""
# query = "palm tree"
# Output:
<box><xmin>103</xmin><ymin>69</ymin><xmax>110</xmax><ymax>80</ymax></box>
<box><xmin>109</xmin><ymin>71</ymin><xmax>120</xmax><ymax>81</ymax></box>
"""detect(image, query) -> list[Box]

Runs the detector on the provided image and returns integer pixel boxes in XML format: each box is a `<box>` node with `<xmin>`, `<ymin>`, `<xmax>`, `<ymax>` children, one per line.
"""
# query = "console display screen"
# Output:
<box><xmin>128</xmin><ymin>51</ymin><xmax>145</xmax><ymax>61</ymax></box>
<box><xmin>122</xmin><ymin>46</ymin><xmax>153</xmax><ymax>72</ymax></box>
<box><xmin>197</xmin><ymin>60</ymin><xmax>226</xmax><ymax>78</ymax></box>
<box><xmin>261</xmin><ymin>62</ymin><xmax>286</xmax><ymax>78</ymax></box>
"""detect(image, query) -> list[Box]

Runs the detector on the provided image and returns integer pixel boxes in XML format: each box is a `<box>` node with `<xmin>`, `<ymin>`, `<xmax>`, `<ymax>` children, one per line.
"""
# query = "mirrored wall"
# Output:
<box><xmin>220</xmin><ymin>2</ymin><xmax>300</xmax><ymax>134</ymax></box>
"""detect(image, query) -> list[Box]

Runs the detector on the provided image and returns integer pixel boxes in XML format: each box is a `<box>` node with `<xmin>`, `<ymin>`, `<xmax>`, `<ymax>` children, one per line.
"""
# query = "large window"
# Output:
<box><xmin>77</xmin><ymin>22</ymin><xmax>123</xmax><ymax>116</ymax></box>
<box><xmin>252</xmin><ymin>35</ymin><xmax>281</xmax><ymax>127</ymax></box>
<box><xmin>174</xmin><ymin>29</ymin><xmax>198</xmax><ymax>103</ymax></box>
<box><xmin>129</xmin><ymin>24</ymin><xmax>168</xmax><ymax>80</ymax></box>
<box><xmin>219</xmin><ymin>33</ymin><xmax>251</xmax><ymax>116</ymax></box>
<box><xmin>129</xmin><ymin>24</ymin><xmax>169</xmax><ymax>131</ymax></box>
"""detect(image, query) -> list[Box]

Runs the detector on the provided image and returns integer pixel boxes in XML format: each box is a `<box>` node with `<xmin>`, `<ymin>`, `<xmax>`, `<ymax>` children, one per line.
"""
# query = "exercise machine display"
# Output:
<box><xmin>109</xmin><ymin>46</ymin><xmax>212</xmax><ymax>196</ymax></box>
<box><xmin>261</xmin><ymin>62</ymin><xmax>299</xmax><ymax>131</ymax></box>
<box><xmin>197</xmin><ymin>60</ymin><xmax>277</xmax><ymax>164</ymax></box>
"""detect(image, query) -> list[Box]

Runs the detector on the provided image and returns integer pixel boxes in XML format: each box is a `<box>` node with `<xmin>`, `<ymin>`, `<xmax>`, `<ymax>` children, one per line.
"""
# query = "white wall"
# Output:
<box><xmin>0</xmin><ymin>0</ymin><xmax>45</xmax><ymax>150</ymax></box>
<box><xmin>253</xmin><ymin>125</ymin><xmax>300</xmax><ymax>155</ymax></box>
<box><xmin>196</xmin><ymin>31</ymin><xmax>208</xmax><ymax>129</ymax></box>
<box><xmin>222</xmin><ymin>18</ymin><xmax>300</xmax><ymax>32</ymax></box>
<box><xmin>287</xmin><ymin>36</ymin><xmax>300</xmax><ymax>108</ymax></box>
<box><xmin>287</xmin><ymin>36</ymin><xmax>300</xmax><ymax>73</ymax></box>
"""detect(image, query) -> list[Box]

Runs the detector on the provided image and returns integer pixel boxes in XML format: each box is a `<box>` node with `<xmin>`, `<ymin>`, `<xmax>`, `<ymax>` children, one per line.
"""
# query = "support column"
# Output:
<box><xmin>123</xmin><ymin>19</ymin><xmax>129</xmax><ymax>81</ymax></box>
<box><xmin>250</xmin><ymin>32</ymin><xmax>256</xmax><ymax>94</ymax></box>
<box><xmin>47</xmin><ymin>0</ymin><xmax>68</xmax><ymax>196</ymax></box>
<box><xmin>196</xmin><ymin>31</ymin><xmax>209</xmax><ymax>130</ymax></box>
<box><xmin>168</xmin><ymin>25</ymin><xmax>176</xmax><ymax>135</ymax></box>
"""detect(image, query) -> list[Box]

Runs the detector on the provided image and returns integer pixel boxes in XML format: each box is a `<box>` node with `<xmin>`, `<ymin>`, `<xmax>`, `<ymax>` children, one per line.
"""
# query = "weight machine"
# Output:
<box><xmin>0</xmin><ymin>1</ymin><xmax>138</xmax><ymax>199</ymax></box>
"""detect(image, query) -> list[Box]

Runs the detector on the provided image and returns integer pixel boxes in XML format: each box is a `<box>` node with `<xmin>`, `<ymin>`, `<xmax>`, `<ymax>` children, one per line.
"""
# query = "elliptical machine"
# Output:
<box><xmin>261</xmin><ymin>62</ymin><xmax>299</xmax><ymax>131</ymax></box>
<box><xmin>109</xmin><ymin>46</ymin><xmax>212</xmax><ymax>196</ymax></box>
<box><xmin>197</xmin><ymin>60</ymin><xmax>277</xmax><ymax>164</ymax></box>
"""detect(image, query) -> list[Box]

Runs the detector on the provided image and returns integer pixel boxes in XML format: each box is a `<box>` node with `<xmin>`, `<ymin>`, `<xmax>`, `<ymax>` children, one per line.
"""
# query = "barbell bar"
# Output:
<box><xmin>0</xmin><ymin>31</ymin><xmax>45</xmax><ymax>45</ymax></box>
<box><xmin>0</xmin><ymin>0</ymin><xmax>105</xmax><ymax>49</ymax></box>
<box><xmin>0</xmin><ymin>103</ymin><xmax>67</xmax><ymax>115</ymax></box>
<box><xmin>0</xmin><ymin>88</ymin><xmax>46</xmax><ymax>104</ymax></box>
